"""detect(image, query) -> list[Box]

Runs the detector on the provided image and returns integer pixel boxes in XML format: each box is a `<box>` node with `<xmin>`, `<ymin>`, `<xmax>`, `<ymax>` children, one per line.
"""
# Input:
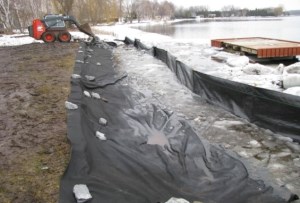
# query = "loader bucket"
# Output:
<box><xmin>79</xmin><ymin>23</ymin><xmax>95</xmax><ymax>37</ymax></box>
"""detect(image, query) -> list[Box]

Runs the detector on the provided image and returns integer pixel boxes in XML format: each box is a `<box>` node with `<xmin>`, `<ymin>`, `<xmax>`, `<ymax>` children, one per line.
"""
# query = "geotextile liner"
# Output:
<box><xmin>59</xmin><ymin>41</ymin><xmax>298</xmax><ymax>202</ymax></box>
<box><xmin>125</xmin><ymin>37</ymin><xmax>300</xmax><ymax>142</ymax></box>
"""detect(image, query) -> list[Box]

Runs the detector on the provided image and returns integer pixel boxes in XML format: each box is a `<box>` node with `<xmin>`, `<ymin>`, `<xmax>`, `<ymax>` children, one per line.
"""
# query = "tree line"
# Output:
<box><xmin>0</xmin><ymin>0</ymin><xmax>176</xmax><ymax>33</ymax></box>
<box><xmin>0</xmin><ymin>0</ymin><xmax>289</xmax><ymax>33</ymax></box>
<box><xmin>175</xmin><ymin>5</ymin><xmax>286</xmax><ymax>18</ymax></box>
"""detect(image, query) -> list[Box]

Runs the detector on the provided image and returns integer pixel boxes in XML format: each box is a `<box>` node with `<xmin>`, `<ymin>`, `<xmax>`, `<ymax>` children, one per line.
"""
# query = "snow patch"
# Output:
<box><xmin>226</xmin><ymin>56</ymin><xmax>249</xmax><ymax>67</ymax></box>
<box><xmin>283</xmin><ymin>87</ymin><xmax>300</xmax><ymax>96</ymax></box>
<box><xmin>242</xmin><ymin>63</ymin><xmax>279</xmax><ymax>75</ymax></box>
<box><xmin>283</xmin><ymin>62</ymin><xmax>300</xmax><ymax>89</ymax></box>
<box><xmin>165</xmin><ymin>197</ymin><xmax>190</xmax><ymax>203</ymax></box>
<box><xmin>0</xmin><ymin>34</ymin><xmax>41</xmax><ymax>46</ymax></box>
<box><xmin>213</xmin><ymin>120</ymin><xmax>245</xmax><ymax>130</ymax></box>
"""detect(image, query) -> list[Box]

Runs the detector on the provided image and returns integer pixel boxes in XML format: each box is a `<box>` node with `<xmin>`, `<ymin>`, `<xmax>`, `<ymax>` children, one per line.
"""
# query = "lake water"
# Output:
<box><xmin>136</xmin><ymin>16</ymin><xmax>300</xmax><ymax>42</ymax></box>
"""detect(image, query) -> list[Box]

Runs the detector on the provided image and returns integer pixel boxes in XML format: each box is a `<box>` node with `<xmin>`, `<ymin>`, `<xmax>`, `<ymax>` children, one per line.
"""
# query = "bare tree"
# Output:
<box><xmin>150</xmin><ymin>0</ymin><xmax>159</xmax><ymax>19</ymax></box>
<box><xmin>221</xmin><ymin>5</ymin><xmax>239</xmax><ymax>17</ymax></box>
<box><xmin>241</xmin><ymin>8</ymin><xmax>248</xmax><ymax>17</ymax></box>
<box><xmin>52</xmin><ymin>0</ymin><xmax>74</xmax><ymax>15</ymax></box>
<box><xmin>158</xmin><ymin>1</ymin><xmax>174</xmax><ymax>19</ymax></box>
<box><xmin>13</xmin><ymin>0</ymin><xmax>54</xmax><ymax>31</ymax></box>
<box><xmin>73</xmin><ymin>0</ymin><xmax>88</xmax><ymax>22</ymax></box>
<box><xmin>0</xmin><ymin>0</ymin><xmax>13</xmax><ymax>31</ymax></box>
<box><xmin>12</xmin><ymin>0</ymin><xmax>23</xmax><ymax>31</ymax></box>
<box><xmin>190</xmin><ymin>6</ymin><xmax>209</xmax><ymax>17</ymax></box>
<box><xmin>274</xmin><ymin>5</ymin><xmax>284</xmax><ymax>16</ymax></box>
<box><xmin>123</xmin><ymin>0</ymin><xmax>135</xmax><ymax>23</ymax></box>
<box><xmin>139</xmin><ymin>0</ymin><xmax>153</xmax><ymax>20</ymax></box>
<box><xmin>118</xmin><ymin>0</ymin><xmax>123</xmax><ymax>22</ymax></box>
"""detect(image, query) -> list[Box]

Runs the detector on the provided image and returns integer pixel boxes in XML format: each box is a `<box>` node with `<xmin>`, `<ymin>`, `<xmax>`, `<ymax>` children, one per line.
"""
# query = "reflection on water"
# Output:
<box><xmin>139</xmin><ymin>24</ymin><xmax>176</xmax><ymax>36</ymax></box>
<box><xmin>135</xmin><ymin>16</ymin><xmax>300</xmax><ymax>41</ymax></box>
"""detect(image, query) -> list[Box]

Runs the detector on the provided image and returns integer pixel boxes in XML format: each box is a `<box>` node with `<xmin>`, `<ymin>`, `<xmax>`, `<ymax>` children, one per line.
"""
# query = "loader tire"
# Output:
<box><xmin>41</xmin><ymin>32</ymin><xmax>56</xmax><ymax>43</ymax></box>
<box><xmin>58</xmin><ymin>31</ymin><xmax>71</xmax><ymax>43</ymax></box>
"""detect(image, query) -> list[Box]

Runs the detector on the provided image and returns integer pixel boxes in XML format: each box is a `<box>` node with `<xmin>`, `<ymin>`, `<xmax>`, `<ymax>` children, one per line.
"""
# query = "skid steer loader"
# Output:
<box><xmin>28</xmin><ymin>14</ymin><xmax>95</xmax><ymax>43</ymax></box>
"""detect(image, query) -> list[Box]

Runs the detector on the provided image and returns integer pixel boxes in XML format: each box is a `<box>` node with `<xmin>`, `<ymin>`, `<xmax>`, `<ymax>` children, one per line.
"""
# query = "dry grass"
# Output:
<box><xmin>0</xmin><ymin>43</ymin><xmax>78</xmax><ymax>203</ymax></box>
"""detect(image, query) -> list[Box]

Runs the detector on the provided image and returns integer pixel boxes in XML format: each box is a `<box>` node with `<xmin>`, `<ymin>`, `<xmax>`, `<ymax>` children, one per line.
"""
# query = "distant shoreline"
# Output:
<box><xmin>128</xmin><ymin>17</ymin><xmax>284</xmax><ymax>28</ymax></box>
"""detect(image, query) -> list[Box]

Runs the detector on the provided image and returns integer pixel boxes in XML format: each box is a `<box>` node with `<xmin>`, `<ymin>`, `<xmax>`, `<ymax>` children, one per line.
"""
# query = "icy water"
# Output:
<box><xmin>136</xmin><ymin>16</ymin><xmax>300</xmax><ymax>42</ymax></box>
<box><xmin>113</xmin><ymin>45</ymin><xmax>300</xmax><ymax>197</ymax></box>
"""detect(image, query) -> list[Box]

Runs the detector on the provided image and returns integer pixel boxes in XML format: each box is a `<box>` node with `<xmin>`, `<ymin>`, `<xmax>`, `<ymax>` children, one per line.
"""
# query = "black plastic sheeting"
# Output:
<box><xmin>59</xmin><ymin>41</ymin><xmax>298</xmax><ymax>203</ymax></box>
<box><xmin>124</xmin><ymin>37</ymin><xmax>300</xmax><ymax>142</ymax></box>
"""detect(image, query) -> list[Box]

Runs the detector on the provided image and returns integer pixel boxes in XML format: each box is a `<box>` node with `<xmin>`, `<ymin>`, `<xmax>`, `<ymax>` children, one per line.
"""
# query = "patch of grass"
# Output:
<box><xmin>0</xmin><ymin>43</ymin><xmax>78</xmax><ymax>202</ymax></box>
<box><xmin>35</xmin><ymin>84</ymin><xmax>52</xmax><ymax>95</ymax></box>
<box><xmin>0</xmin><ymin>138</ymin><xmax>70</xmax><ymax>203</ymax></box>
<box><xmin>17</xmin><ymin>51</ymin><xmax>75</xmax><ymax>72</ymax></box>
<box><xmin>52</xmin><ymin>54</ymin><xmax>75</xmax><ymax>70</ymax></box>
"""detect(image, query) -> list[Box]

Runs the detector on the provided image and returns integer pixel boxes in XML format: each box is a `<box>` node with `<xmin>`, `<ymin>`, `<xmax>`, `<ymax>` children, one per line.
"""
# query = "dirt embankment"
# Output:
<box><xmin>0</xmin><ymin>43</ymin><xmax>78</xmax><ymax>202</ymax></box>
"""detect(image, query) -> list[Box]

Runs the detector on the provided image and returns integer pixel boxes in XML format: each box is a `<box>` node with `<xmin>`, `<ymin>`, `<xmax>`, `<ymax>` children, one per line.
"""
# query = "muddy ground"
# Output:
<box><xmin>0</xmin><ymin>43</ymin><xmax>78</xmax><ymax>202</ymax></box>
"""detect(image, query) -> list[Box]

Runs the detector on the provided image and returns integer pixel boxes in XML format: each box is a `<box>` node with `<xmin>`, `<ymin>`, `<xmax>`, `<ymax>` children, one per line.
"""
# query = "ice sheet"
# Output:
<box><xmin>113</xmin><ymin>45</ymin><xmax>300</xmax><ymax>196</ymax></box>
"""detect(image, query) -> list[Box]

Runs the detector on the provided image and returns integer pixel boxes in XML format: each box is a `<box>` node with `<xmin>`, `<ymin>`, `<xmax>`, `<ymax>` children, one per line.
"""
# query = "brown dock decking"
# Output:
<box><xmin>211</xmin><ymin>37</ymin><xmax>300</xmax><ymax>58</ymax></box>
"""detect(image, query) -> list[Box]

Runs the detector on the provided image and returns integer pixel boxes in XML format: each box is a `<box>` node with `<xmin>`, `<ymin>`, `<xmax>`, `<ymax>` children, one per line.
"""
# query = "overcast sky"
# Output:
<box><xmin>165</xmin><ymin>0</ymin><xmax>300</xmax><ymax>11</ymax></box>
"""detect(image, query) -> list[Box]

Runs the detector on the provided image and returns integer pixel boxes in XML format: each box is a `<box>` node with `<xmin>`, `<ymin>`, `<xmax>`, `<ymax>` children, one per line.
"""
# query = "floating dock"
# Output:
<box><xmin>211</xmin><ymin>37</ymin><xmax>300</xmax><ymax>59</ymax></box>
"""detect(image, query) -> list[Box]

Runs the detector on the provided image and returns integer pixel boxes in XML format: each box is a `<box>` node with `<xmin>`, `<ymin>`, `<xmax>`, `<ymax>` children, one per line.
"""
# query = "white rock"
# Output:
<box><xmin>193</xmin><ymin>117</ymin><xmax>200</xmax><ymax>122</ymax></box>
<box><xmin>41</xmin><ymin>166</ymin><xmax>49</xmax><ymax>170</ymax></box>
<box><xmin>65</xmin><ymin>101</ymin><xmax>78</xmax><ymax>110</ymax></box>
<box><xmin>71</xmin><ymin>74</ymin><xmax>81</xmax><ymax>79</ymax></box>
<box><xmin>165</xmin><ymin>197</ymin><xmax>190</xmax><ymax>203</ymax></box>
<box><xmin>73</xmin><ymin>184</ymin><xmax>92</xmax><ymax>203</ymax></box>
<box><xmin>76</xmin><ymin>60</ymin><xmax>84</xmax><ymax>63</ymax></box>
<box><xmin>85</xmin><ymin>75</ymin><xmax>95</xmax><ymax>81</ymax></box>
<box><xmin>96</xmin><ymin>131</ymin><xmax>107</xmax><ymax>140</ymax></box>
<box><xmin>97</xmin><ymin>62</ymin><xmax>101</xmax><ymax>66</ymax></box>
<box><xmin>83</xmin><ymin>91</ymin><xmax>91</xmax><ymax>97</ymax></box>
<box><xmin>99</xmin><ymin>118</ymin><xmax>107</xmax><ymax>125</ymax></box>
<box><xmin>91</xmin><ymin>92</ymin><xmax>101</xmax><ymax>99</ymax></box>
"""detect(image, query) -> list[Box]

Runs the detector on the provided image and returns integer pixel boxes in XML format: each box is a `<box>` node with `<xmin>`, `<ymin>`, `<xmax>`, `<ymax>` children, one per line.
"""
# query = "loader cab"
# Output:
<box><xmin>43</xmin><ymin>14</ymin><xmax>66</xmax><ymax>30</ymax></box>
